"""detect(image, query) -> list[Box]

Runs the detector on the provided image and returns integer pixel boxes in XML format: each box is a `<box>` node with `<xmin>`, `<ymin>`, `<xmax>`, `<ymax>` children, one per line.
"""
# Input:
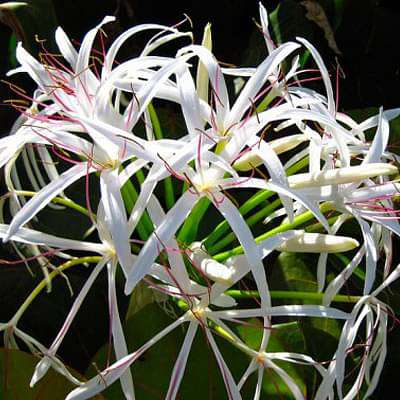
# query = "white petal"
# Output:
<box><xmin>226</xmin><ymin>42</ymin><xmax>300</xmax><ymax>127</ymax></box>
<box><xmin>215</xmin><ymin>194</ymin><xmax>270</xmax><ymax>306</ymax></box>
<box><xmin>104</xmin><ymin>24</ymin><xmax>179</xmax><ymax>75</ymax></box>
<box><xmin>276</xmin><ymin>232</ymin><xmax>359</xmax><ymax>253</ymax></box>
<box><xmin>100</xmin><ymin>169</ymin><xmax>133</xmax><ymax>276</ymax></box>
<box><xmin>65</xmin><ymin>316</ymin><xmax>186</xmax><ymax>400</ymax></box>
<box><xmin>205</xmin><ymin>329</ymin><xmax>242</xmax><ymax>400</ymax></box>
<box><xmin>125</xmin><ymin>191</ymin><xmax>198</xmax><ymax>294</ymax></box>
<box><xmin>146</xmin><ymin>194</ymin><xmax>191</xmax><ymax>292</ymax></box>
<box><xmin>32</xmin><ymin>259</ymin><xmax>107</xmax><ymax>385</ymax></box>
<box><xmin>0</xmin><ymin>224</ymin><xmax>104</xmax><ymax>253</ymax></box>
<box><xmin>55</xmin><ymin>26</ymin><xmax>78</xmax><ymax>67</ymax></box>
<box><xmin>107</xmin><ymin>261</ymin><xmax>135</xmax><ymax>400</ymax></box>
<box><xmin>259</xmin><ymin>2</ymin><xmax>275</xmax><ymax>54</ymax></box>
<box><xmin>4</xmin><ymin>163</ymin><xmax>91</xmax><ymax>241</ymax></box>
<box><xmin>296</xmin><ymin>37</ymin><xmax>335</xmax><ymax>115</ymax></box>
<box><xmin>177</xmin><ymin>45</ymin><xmax>229</xmax><ymax>131</ymax></box>
<box><xmin>287</xmin><ymin>163</ymin><xmax>397</xmax><ymax>189</ymax></box>
<box><xmin>264</xmin><ymin>359</ymin><xmax>305</xmax><ymax>400</ymax></box>
<box><xmin>166</xmin><ymin>321</ymin><xmax>198</xmax><ymax>400</ymax></box>
<box><xmin>362</xmin><ymin>108</ymin><xmax>389</xmax><ymax>164</ymax></box>
<box><xmin>213</xmin><ymin>305</ymin><xmax>349</xmax><ymax>320</ymax></box>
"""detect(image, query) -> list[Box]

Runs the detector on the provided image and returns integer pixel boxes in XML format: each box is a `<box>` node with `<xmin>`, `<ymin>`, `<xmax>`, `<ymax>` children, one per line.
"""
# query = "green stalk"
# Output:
<box><xmin>178</xmin><ymin>197</ymin><xmax>210</xmax><ymax>244</ymax></box>
<box><xmin>120</xmin><ymin>177</ymin><xmax>153</xmax><ymax>240</ymax></box>
<box><xmin>256</xmin><ymin>91</ymin><xmax>276</xmax><ymax>113</ymax></box>
<box><xmin>148</xmin><ymin>103</ymin><xmax>175</xmax><ymax>209</ymax></box>
<box><xmin>226</xmin><ymin>289</ymin><xmax>361</xmax><ymax>304</ymax></box>
<box><xmin>14</xmin><ymin>190</ymin><xmax>92</xmax><ymax>219</ymax></box>
<box><xmin>213</xmin><ymin>202</ymin><xmax>333</xmax><ymax>262</ymax></box>
<box><xmin>209</xmin><ymin>198</ymin><xmax>281</xmax><ymax>254</ymax></box>
<box><xmin>204</xmin><ymin>156</ymin><xmax>309</xmax><ymax>249</ymax></box>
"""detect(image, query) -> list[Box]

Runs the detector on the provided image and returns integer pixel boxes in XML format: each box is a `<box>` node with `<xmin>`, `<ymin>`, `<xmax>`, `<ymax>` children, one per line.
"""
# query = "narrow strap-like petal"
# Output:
<box><xmin>4</xmin><ymin>162</ymin><xmax>92</xmax><ymax>241</ymax></box>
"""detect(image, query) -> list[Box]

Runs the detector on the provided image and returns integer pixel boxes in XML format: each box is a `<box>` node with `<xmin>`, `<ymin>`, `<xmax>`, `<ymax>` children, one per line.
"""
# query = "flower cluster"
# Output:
<box><xmin>1</xmin><ymin>3</ymin><xmax>400</xmax><ymax>399</ymax></box>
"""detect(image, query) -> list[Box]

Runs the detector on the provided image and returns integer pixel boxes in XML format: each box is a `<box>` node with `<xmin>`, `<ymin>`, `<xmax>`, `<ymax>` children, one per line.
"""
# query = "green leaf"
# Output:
<box><xmin>272</xmin><ymin>252</ymin><xmax>318</xmax><ymax>302</ymax></box>
<box><xmin>0</xmin><ymin>348</ymin><xmax>104</xmax><ymax>400</ymax></box>
<box><xmin>124</xmin><ymin>281</ymin><xmax>163</xmax><ymax>321</ymax></box>
<box><xmin>178</xmin><ymin>197</ymin><xmax>211</xmax><ymax>244</ymax></box>
<box><xmin>8</xmin><ymin>33</ymin><xmax>17</xmax><ymax>67</ymax></box>
<box><xmin>272</xmin><ymin>251</ymin><xmax>344</xmax><ymax>371</ymax></box>
<box><xmin>148</xmin><ymin>104</ymin><xmax>175</xmax><ymax>209</ymax></box>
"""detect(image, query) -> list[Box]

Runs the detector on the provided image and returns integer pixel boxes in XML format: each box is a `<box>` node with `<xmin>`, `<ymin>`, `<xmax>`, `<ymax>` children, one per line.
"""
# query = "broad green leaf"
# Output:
<box><xmin>0</xmin><ymin>348</ymin><xmax>104</xmax><ymax>400</ymax></box>
<box><xmin>8</xmin><ymin>33</ymin><xmax>17</xmax><ymax>67</ymax></box>
<box><xmin>272</xmin><ymin>252</ymin><xmax>318</xmax><ymax>299</ymax></box>
<box><xmin>272</xmin><ymin>251</ymin><xmax>344</xmax><ymax>381</ymax></box>
<box><xmin>125</xmin><ymin>282</ymin><xmax>164</xmax><ymax>321</ymax></box>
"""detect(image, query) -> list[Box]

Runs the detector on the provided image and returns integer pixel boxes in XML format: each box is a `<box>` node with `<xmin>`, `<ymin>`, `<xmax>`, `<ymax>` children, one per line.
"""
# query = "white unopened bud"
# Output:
<box><xmin>233</xmin><ymin>135</ymin><xmax>307</xmax><ymax>171</ymax></box>
<box><xmin>189</xmin><ymin>242</ymin><xmax>235</xmax><ymax>284</ymax></box>
<box><xmin>288</xmin><ymin>163</ymin><xmax>398</xmax><ymax>189</ymax></box>
<box><xmin>199</xmin><ymin>259</ymin><xmax>235</xmax><ymax>285</ymax></box>
<box><xmin>277</xmin><ymin>232</ymin><xmax>359</xmax><ymax>253</ymax></box>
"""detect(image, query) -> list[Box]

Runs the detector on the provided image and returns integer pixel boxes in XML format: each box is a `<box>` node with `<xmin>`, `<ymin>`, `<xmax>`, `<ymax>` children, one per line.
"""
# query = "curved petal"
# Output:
<box><xmin>4</xmin><ymin>163</ymin><xmax>92</xmax><ymax>241</ymax></box>
<box><xmin>166</xmin><ymin>321</ymin><xmax>198</xmax><ymax>400</ymax></box>
<box><xmin>100</xmin><ymin>169</ymin><xmax>133</xmax><ymax>276</ymax></box>
<box><xmin>125</xmin><ymin>191</ymin><xmax>198</xmax><ymax>294</ymax></box>
<box><xmin>0</xmin><ymin>224</ymin><xmax>105</xmax><ymax>253</ymax></box>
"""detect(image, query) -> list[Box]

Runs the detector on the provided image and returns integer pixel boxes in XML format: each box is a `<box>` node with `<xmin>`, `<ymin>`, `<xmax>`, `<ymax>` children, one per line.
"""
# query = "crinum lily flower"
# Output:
<box><xmin>3</xmin><ymin>48</ymin><xmax>201</xmax><ymax>276</ymax></box>
<box><xmin>288</xmin><ymin>108</ymin><xmax>400</xmax><ymax>294</ymax></box>
<box><xmin>9</xmin><ymin>16</ymin><xmax>192</xmax><ymax>121</ymax></box>
<box><xmin>316</xmin><ymin>264</ymin><xmax>400</xmax><ymax>400</ymax></box>
<box><xmin>0</xmin><ymin>199</ymin><xmax>137</xmax><ymax>400</ymax></box>
<box><xmin>64</xmin><ymin>231</ymin><xmax>350</xmax><ymax>400</ymax></box>
<box><xmin>123</xmin><ymin>139</ymin><xmax>332</xmax><ymax>297</ymax></box>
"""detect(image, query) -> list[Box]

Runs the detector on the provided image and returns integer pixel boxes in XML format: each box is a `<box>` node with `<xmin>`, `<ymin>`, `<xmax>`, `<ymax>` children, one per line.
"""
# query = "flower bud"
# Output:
<box><xmin>277</xmin><ymin>232</ymin><xmax>359</xmax><ymax>253</ymax></box>
<box><xmin>288</xmin><ymin>163</ymin><xmax>398</xmax><ymax>189</ymax></box>
<box><xmin>189</xmin><ymin>242</ymin><xmax>235</xmax><ymax>284</ymax></box>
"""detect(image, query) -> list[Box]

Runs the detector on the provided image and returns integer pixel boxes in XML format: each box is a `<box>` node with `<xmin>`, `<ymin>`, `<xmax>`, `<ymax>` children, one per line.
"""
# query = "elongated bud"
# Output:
<box><xmin>233</xmin><ymin>134</ymin><xmax>307</xmax><ymax>171</ymax></box>
<box><xmin>288</xmin><ymin>163</ymin><xmax>398</xmax><ymax>189</ymax></box>
<box><xmin>277</xmin><ymin>232</ymin><xmax>359</xmax><ymax>253</ymax></box>
<box><xmin>196</xmin><ymin>23</ymin><xmax>212</xmax><ymax>102</ymax></box>
<box><xmin>199</xmin><ymin>258</ymin><xmax>235</xmax><ymax>284</ymax></box>
<box><xmin>0</xmin><ymin>2</ymin><xmax>27</xmax><ymax>12</ymax></box>
<box><xmin>189</xmin><ymin>242</ymin><xmax>235</xmax><ymax>284</ymax></box>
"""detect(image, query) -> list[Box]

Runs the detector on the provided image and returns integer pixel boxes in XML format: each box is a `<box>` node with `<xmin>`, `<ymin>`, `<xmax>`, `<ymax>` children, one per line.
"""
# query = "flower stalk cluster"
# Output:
<box><xmin>1</xmin><ymin>3</ymin><xmax>400</xmax><ymax>399</ymax></box>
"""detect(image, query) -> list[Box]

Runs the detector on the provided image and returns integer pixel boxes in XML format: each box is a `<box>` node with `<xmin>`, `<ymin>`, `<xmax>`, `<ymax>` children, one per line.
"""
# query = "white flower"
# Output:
<box><xmin>0</xmin><ymin>202</ymin><xmax>135</xmax><ymax>398</ymax></box>
<box><xmin>65</xmin><ymin>234</ymin><xmax>349</xmax><ymax>400</ymax></box>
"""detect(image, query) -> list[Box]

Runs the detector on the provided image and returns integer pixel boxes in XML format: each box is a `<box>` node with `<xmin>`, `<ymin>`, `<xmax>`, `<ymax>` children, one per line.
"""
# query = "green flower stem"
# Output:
<box><xmin>178</xmin><ymin>197</ymin><xmax>210</xmax><ymax>244</ymax></box>
<box><xmin>226</xmin><ymin>290</ymin><xmax>361</xmax><ymax>304</ymax></box>
<box><xmin>148</xmin><ymin>103</ymin><xmax>175</xmax><ymax>209</ymax></box>
<box><xmin>213</xmin><ymin>202</ymin><xmax>333</xmax><ymax>262</ymax></box>
<box><xmin>256</xmin><ymin>91</ymin><xmax>276</xmax><ymax>113</ymax></box>
<box><xmin>305</xmin><ymin>215</ymin><xmax>340</xmax><ymax>233</ymax></box>
<box><xmin>11</xmin><ymin>256</ymin><xmax>102</xmax><ymax>325</ymax></box>
<box><xmin>209</xmin><ymin>198</ymin><xmax>281</xmax><ymax>254</ymax></box>
<box><xmin>14</xmin><ymin>190</ymin><xmax>92</xmax><ymax>219</ymax></box>
<box><xmin>204</xmin><ymin>156</ymin><xmax>309</xmax><ymax>249</ymax></box>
